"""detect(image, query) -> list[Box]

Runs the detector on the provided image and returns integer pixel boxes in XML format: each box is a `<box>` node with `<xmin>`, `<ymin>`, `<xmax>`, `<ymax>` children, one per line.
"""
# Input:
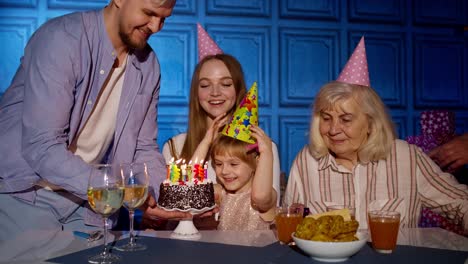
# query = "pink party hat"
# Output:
<box><xmin>222</xmin><ymin>82</ymin><xmax>258</xmax><ymax>144</ymax></box>
<box><xmin>406</xmin><ymin>110</ymin><xmax>455</xmax><ymax>154</ymax></box>
<box><xmin>336</xmin><ymin>36</ymin><xmax>370</xmax><ymax>87</ymax></box>
<box><xmin>197</xmin><ymin>23</ymin><xmax>223</xmax><ymax>61</ymax></box>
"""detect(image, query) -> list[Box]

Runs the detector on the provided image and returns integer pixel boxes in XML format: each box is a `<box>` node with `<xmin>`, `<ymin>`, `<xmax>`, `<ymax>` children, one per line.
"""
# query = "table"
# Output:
<box><xmin>0</xmin><ymin>228</ymin><xmax>466</xmax><ymax>263</ymax></box>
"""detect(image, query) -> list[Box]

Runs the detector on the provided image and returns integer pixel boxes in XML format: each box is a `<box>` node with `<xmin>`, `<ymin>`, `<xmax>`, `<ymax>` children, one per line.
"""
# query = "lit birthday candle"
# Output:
<box><xmin>198</xmin><ymin>160</ymin><xmax>204</xmax><ymax>181</ymax></box>
<box><xmin>166</xmin><ymin>157</ymin><xmax>174</xmax><ymax>181</ymax></box>
<box><xmin>193</xmin><ymin>159</ymin><xmax>199</xmax><ymax>181</ymax></box>
<box><xmin>180</xmin><ymin>159</ymin><xmax>187</xmax><ymax>181</ymax></box>
<box><xmin>204</xmin><ymin>161</ymin><xmax>208</xmax><ymax>180</ymax></box>
<box><xmin>172</xmin><ymin>159</ymin><xmax>182</xmax><ymax>183</ymax></box>
<box><xmin>187</xmin><ymin>160</ymin><xmax>193</xmax><ymax>181</ymax></box>
<box><xmin>166</xmin><ymin>164</ymin><xmax>170</xmax><ymax>181</ymax></box>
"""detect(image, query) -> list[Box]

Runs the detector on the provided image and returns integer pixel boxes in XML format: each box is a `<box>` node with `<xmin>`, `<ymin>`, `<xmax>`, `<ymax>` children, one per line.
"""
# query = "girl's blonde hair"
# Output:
<box><xmin>309</xmin><ymin>81</ymin><xmax>396</xmax><ymax>163</ymax></box>
<box><xmin>180</xmin><ymin>54</ymin><xmax>247</xmax><ymax>161</ymax></box>
<box><xmin>210</xmin><ymin>135</ymin><xmax>257</xmax><ymax>170</ymax></box>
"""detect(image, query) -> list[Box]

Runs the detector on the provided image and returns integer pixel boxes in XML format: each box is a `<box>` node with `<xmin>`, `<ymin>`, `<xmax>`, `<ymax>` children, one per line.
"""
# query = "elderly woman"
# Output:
<box><xmin>283</xmin><ymin>81</ymin><xmax>468</xmax><ymax>233</ymax></box>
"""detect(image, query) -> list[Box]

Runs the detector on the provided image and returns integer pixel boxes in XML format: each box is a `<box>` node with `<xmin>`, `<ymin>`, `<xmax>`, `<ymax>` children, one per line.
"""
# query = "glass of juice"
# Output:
<box><xmin>275</xmin><ymin>206</ymin><xmax>303</xmax><ymax>245</ymax></box>
<box><xmin>368</xmin><ymin>210</ymin><xmax>401</xmax><ymax>253</ymax></box>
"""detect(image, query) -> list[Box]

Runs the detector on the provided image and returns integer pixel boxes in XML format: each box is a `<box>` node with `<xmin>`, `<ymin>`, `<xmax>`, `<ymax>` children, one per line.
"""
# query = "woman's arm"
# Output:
<box><xmin>415</xmin><ymin>145</ymin><xmax>468</xmax><ymax>233</ymax></box>
<box><xmin>191</xmin><ymin>113</ymin><xmax>229</xmax><ymax>162</ymax></box>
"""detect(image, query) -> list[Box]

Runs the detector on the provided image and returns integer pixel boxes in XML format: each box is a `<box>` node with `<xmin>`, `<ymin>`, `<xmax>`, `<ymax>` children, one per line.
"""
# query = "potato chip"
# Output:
<box><xmin>295</xmin><ymin>215</ymin><xmax>359</xmax><ymax>242</ymax></box>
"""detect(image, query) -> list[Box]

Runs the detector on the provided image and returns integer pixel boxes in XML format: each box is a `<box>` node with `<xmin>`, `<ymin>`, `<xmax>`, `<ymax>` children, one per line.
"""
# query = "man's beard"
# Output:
<box><xmin>119</xmin><ymin>30</ymin><xmax>147</xmax><ymax>50</ymax></box>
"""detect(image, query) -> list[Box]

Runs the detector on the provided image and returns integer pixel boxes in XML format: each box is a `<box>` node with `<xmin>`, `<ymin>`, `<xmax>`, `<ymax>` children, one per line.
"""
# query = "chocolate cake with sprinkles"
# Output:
<box><xmin>158</xmin><ymin>179</ymin><xmax>215</xmax><ymax>211</ymax></box>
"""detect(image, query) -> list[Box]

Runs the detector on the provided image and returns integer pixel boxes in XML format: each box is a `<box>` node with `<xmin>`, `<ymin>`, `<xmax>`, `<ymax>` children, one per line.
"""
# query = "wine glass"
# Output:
<box><xmin>87</xmin><ymin>164</ymin><xmax>124</xmax><ymax>263</ymax></box>
<box><xmin>115</xmin><ymin>162</ymin><xmax>149</xmax><ymax>251</ymax></box>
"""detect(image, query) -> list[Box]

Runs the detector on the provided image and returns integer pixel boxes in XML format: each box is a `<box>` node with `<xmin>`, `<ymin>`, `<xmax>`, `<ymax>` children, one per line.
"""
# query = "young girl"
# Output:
<box><xmin>210</xmin><ymin>125</ymin><xmax>277</xmax><ymax>230</ymax></box>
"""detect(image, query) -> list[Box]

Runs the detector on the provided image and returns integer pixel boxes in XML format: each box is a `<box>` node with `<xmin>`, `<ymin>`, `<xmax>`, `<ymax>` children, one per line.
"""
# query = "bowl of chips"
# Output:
<box><xmin>292</xmin><ymin>213</ymin><xmax>368</xmax><ymax>262</ymax></box>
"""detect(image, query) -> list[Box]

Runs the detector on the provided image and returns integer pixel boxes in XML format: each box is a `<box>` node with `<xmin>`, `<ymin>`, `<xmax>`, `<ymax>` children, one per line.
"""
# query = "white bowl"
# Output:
<box><xmin>292</xmin><ymin>231</ymin><xmax>369</xmax><ymax>262</ymax></box>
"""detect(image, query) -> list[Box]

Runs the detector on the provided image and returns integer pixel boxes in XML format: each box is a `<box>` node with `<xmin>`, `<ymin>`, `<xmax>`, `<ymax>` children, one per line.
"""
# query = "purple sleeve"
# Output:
<box><xmin>20</xmin><ymin>19</ymin><xmax>90</xmax><ymax>198</ymax></box>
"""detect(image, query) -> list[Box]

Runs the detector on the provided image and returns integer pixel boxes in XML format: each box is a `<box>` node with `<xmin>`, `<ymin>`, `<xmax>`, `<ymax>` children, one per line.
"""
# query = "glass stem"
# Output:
<box><xmin>103</xmin><ymin>217</ymin><xmax>109</xmax><ymax>257</ymax></box>
<box><xmin>129</xmin><ymin>209</ymin><xmax>135</xmax><ymax>245</ymax></box>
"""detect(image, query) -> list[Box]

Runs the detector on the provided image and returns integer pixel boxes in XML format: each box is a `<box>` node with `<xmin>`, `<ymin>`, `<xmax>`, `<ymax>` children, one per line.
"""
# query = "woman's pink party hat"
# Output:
<box><xmin>336</xmin><ymin>36</ymin><xmax>370</xmax><ymax>87</ymax></box>
<box><xmin>197</xmin><ymin>23</ymin><xmax>223</xmax><ymax>61</ymax></box>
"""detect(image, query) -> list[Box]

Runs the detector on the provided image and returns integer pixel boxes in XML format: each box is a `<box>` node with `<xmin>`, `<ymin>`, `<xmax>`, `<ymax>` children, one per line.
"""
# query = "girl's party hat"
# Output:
<box><xmin>336</xmin><ymin>36</ymin><xmax>370</xmax><ymax>87</ymax></box>
<box><xmin>222</xmin><ymin>82</ymin><xmax>258</xmax><ymax>144</ymax></box>
<box><xmin>197</xmin><ymin>23</ymin><xmax>223</xmax><ymax>61</ymax></box>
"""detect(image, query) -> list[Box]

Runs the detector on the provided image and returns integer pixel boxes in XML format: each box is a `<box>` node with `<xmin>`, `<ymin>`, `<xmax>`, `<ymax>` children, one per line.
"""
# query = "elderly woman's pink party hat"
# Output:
<box><xmin>336</xmin><ymin>36</ymin><xmax>370</xmax><ymax>87</ymax></box>
<box><xmin>197</xmin><ymin>23</ymin><xmax>223</xmax><ymax>61</ymax></box>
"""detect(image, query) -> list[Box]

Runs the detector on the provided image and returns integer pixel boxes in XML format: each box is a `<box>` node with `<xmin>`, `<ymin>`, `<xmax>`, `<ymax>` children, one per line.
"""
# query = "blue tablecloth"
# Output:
<box><xmin>48</xmin><ymin>236</ymin><xmax>468</xmax><ymax>264</ymax></box>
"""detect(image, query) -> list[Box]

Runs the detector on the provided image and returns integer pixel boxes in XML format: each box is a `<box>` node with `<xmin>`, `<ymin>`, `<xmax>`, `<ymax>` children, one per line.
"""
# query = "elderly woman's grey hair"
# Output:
<box><xmin>309</xmin><ymin>81</ymin><xmax>396</xmax><ymax>163</ymax></box>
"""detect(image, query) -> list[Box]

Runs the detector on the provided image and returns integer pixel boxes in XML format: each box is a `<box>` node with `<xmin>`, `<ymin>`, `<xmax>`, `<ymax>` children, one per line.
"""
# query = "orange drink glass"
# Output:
<box><xmin>368</xmin><ymin>210</ymin><xmax>401</xmax><ymax>253</ymax></box>
<box><xmin>275</xmin><ymin>207</ymin><xmax>303</xmax><ymax>245</ymax></box>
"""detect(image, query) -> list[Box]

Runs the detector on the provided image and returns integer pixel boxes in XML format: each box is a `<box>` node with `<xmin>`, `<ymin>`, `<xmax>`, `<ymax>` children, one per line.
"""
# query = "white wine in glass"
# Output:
<box><xmin>87</xmin><ymin>164</ymin><xmax>124</xmax><ymax>264</ymax></box>
<box><xmin>115</xmin><ymin>162</ymin><xmax>149</xmax><ymax>251</ymax></box>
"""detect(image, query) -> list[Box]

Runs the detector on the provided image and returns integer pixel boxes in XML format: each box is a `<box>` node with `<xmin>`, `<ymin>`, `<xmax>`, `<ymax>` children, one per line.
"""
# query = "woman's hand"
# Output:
<box><xmin>192</xmin><ymin>113</ymin><xmax>229</xmax><ymax>162</ymax></box>
<box><xmin>201</xmin><ymin>113</ymin><xmax>229</xmax><ymax>146</ymax></box>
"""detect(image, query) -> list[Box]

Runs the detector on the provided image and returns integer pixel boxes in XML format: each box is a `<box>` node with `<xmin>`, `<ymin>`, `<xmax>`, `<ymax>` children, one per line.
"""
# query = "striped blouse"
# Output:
<box><xmin>284</xmin><ymin>139</ymin><xmax>468</xmax><ymax>232</ymax></box>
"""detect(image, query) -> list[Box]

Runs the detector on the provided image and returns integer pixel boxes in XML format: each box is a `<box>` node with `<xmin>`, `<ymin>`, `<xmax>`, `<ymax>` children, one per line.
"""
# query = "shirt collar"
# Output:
<box><xmin>318</xmin><ymin>153</ymin><xmax>354</xmax><ymax>174</ymax></box>
<box><xmin>318</xmin><ymin>153</ymin><xmax>377</xmax><ymax>173</ymax></box>
<box><xmin>318</xmin><ymin>153</ymin><xmax>339</xmax><ymax>171</ymax></box>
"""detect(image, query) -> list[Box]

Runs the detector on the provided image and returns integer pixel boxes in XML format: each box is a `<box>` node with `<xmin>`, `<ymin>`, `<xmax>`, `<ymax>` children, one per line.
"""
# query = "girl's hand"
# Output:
<box><xmin>249</xmin><ymin>125</ymin><xmax>272</xmax><ymax>155</ymax></box>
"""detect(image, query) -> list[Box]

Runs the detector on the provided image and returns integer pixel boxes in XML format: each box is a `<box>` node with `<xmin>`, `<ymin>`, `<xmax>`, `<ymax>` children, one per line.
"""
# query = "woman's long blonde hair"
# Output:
<box><xmin>180</xmin><ymin>54</ymin><xmax>247</xmax><ymax>160</ymax></box>
<box><xmin>309</xmin><ymin>81</ymin><xmax>396</xmax><ymax>163</ymax></box>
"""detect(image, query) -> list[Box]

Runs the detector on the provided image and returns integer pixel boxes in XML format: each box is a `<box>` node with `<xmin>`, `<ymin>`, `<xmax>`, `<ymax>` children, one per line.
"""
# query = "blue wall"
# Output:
<box><xmin>0</xmin><ymin>0</ymin><xmax>467</xmax><ymax>175</ymax></box>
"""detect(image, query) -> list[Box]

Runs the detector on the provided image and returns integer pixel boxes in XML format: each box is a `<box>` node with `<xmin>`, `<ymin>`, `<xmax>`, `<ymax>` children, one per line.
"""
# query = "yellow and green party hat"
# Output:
<box><xmin>222</xmin><ymin>82</ymin><xmax>258</xmax><ymax>144</ymax></box>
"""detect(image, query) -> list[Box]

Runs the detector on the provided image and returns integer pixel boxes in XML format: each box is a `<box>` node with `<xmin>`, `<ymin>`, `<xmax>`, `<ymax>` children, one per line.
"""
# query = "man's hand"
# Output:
<box><xmin>140</xmin><ymin>195</ymin><xmax>192</xmax><ymax>230</ymax></box>
<box><xmin>193</xmin><ymin>206</ymin><xmax>219</xmax><ymax>218</ymax></box>
<box><xmin>429</xmin><ymin>133</ymin><xmax>468</xmax><ymax>173</ymax></box>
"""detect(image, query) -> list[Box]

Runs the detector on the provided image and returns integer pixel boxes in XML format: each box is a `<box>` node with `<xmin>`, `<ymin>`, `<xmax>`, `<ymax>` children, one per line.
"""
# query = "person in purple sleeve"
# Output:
<box><xmin>406</xmin><ymin>110</ymin><xmax>467</xmax><ymax>185</ymax></box>
<box><xmin>429</xmin><ymin>133</ymin><xmax>468</xmax><ymax>184</ymax></box>
<box><xmin>0</xmin><ymin>0</ymin><xmax>194</xmax><ymax>239</ymax></box>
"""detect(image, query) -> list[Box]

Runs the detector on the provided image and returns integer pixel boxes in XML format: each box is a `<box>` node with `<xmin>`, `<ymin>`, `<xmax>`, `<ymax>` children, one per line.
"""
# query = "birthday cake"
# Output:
<box><xmin>158</xmin><ymin>162</ymin><xmax>215</xmax><ymax>211</ymax></box>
